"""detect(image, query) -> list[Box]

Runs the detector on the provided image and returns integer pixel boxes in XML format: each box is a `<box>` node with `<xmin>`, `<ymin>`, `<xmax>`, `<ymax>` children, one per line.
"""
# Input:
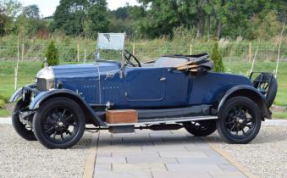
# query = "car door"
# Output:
<box><xmin>163</xmin><ymin>69</ymin><xmax>191</xmax><ymax>106</ymax></box>
<box><xmin>124</xmin><ymin>67</ymin><xmax>166</xmax><ymax>102</ymax></box>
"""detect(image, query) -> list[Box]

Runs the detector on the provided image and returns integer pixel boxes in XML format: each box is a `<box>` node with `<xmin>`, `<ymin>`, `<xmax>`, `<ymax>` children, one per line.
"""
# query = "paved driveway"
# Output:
<box><xmin>93</xmin><ymin>130</ymin><xmax>246</xmax><ymax>178</ymax></box>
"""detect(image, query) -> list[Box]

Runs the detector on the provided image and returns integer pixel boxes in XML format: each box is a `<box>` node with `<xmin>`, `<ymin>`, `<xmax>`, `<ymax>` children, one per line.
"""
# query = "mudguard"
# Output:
<box><xmin>218</xmin><ymin>85</ymin><xmax>271</xmax><ymax>119</ymax></box>
<box><xmin>29</xmin><ymin>89</ymin><xmax>106</xmax><ymax>126</ymax></box>
<box><xmin>10</xmin><ymin>84</ymin><xmax>36</xmax><ymax>103</ymax></box>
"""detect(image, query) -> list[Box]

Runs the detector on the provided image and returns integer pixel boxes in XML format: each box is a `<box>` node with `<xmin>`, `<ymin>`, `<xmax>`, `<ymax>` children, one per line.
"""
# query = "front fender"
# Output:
<box><xmin>10</xmin><ymin>84</ymin><xmax>35</xmax><ymax>103</ymax></box>
<box><xmin>29</xmin><ymin>89</ymin><xmax>106</xmax><ymax>126</ymax></box>
<box><xmin>10</xmin><ymin>88</ymin><xmax>23</xmax><ymax>103</ymax></box>
<box><xmin>218</xmin><ymin>85</ymin><xmax>271</xmax><ymax>119</ymax></box>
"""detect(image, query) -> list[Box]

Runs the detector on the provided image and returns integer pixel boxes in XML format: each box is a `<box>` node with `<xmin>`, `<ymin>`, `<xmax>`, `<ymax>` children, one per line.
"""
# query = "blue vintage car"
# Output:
<box><xmin>10</xmin><ymin>33</ymin><xmax>277</xmax><ymax>149</ymax></box>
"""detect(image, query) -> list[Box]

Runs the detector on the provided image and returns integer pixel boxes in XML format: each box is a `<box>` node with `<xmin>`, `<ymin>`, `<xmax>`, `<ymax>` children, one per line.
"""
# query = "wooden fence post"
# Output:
<box><xmin>249</xmin><ymin>42</ymin><xmax>252</xmax><ymax>62</ymax></box>
<box><xmin>14</xmin><ymin>67</ymin><xmax>18</xmax><ymax>90</ymax></box>
<box><xmin>21</xmin><ymin>43</ymin><xmax>25</xmax><ymax>61</ymax></box>
<box><xmin>84</xmin><ymin>49</ymin><xmax>87</xmax><ymax>64</ymax></box>
<box><xmin>189</xmin><ymin>44</ymin><xmax>193</xmax><ymax>55</ymax></box>
<box><xmin>133</xmin><ymin>43</ymin><xmax>136</xmax><ymax>55</ymax></box>
<box><xmin>77</xmin><ymin>43</ymin><xmax>80</xmax><ymax>62</ymax></box>
<box><xmin>15</xmin><ymin>42</ymin><xmax>20</xmax><ymax>90</ymax></box>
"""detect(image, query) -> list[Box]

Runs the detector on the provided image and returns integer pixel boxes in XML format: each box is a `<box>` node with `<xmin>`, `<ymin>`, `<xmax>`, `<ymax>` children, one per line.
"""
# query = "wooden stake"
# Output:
<box><xmin>250</xmin><ymin>40</ymin><xmax>261</xmax><ymax>74</ymax></box>
<box><xmin>21</xmin><ymin>43</ymin><xmax>25</xmax><ymax>61</ymax></box>
<box><xmin>189</xmin><ymin>44</ymin><xmax>193</xmax><ymax>55</ymax></box>
<box><xmin>249</xmin><ymin>42</ymin><xmax>252</xmax><ymax>62</ymax></box>
<box><xmin>14</xmin><ymin>67</ymin><xmax>18</xmax><ymax>90</ymax></box>
<box><xmin>275</xmin><ymin>15</ymin><xmax>287</xmax><ymax>78</ymax></box>
<box><xmin>15</xmin><ymin>39</ymin><xmax>20</xmax><ymax>90</ymax></box>
<box><xmin>77</xmin><ymin>43</ymin><xmax>80</xmax><ymax>62</ymax></box>
<box><xmin>132</xmin><ymin>43</ymin><xmax>136</xmax><ymax>55</ymax></box>
<box><xmin>84</xmin><ymin>49</ymin><xmax>87</xmax><ymax>64</ymax></box>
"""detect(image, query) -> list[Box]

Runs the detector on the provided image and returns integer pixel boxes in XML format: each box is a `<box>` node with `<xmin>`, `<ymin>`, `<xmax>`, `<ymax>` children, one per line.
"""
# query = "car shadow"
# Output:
<box><xmin>74</xmin><ymin>127</ymin><xmax>287</xmax><ymax>149</ymax></box>
<box><xmin>77</xmin><ymin>131</ymin><xmax>214</xmax><ymax>150</ymax></box>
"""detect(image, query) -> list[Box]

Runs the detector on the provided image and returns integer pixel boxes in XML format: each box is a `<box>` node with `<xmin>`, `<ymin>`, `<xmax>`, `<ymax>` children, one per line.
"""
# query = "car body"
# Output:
<box><xmin>10</xmin><ymin>33</ymin><xmax>277</xmax><ymax>149</ymax></box>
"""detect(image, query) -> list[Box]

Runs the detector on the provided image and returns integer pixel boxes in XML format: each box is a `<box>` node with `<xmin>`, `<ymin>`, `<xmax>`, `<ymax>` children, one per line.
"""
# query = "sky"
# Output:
<box><xmin>19</xmin><ymin>0</ymin><xmax>140</xmax><ymax>17</ymax></box>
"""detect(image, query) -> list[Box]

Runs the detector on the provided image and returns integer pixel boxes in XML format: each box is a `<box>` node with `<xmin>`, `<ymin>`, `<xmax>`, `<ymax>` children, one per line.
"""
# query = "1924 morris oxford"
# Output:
<box><xmin>10</xmin><ymin>33</ymin><xmax>277</xmax><ymax>149</ymax></box>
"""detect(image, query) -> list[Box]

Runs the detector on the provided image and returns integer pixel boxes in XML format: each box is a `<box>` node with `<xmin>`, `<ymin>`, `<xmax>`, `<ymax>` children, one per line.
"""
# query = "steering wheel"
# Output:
<box><xmin>124</xmin><ymin>50</ymin><xmax>141</xmax><ymax>67</ymax></box>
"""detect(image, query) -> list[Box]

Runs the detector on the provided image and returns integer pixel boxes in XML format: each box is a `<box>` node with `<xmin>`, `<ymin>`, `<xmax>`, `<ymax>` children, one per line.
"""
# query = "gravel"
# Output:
<box><xmin>0</xmin><ymin>125</ymin><xmax>93</xmax><ymax>178</ymax></box>
<box><xmin>208</xmin><ymin>125</ymin><xmax>287</xmax><ymax>178</ymax></box>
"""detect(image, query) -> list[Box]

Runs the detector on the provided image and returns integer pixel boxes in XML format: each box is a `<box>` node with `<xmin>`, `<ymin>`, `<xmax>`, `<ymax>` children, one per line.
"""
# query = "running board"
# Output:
<box><xmin>105</xmin><ymin>116</ymin><xmax>217</xmax><ymax>127</ymax></box>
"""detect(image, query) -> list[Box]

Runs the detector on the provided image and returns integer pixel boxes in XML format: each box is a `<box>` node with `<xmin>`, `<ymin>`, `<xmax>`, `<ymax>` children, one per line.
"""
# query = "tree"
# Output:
<box><xmin>0</xmin><ymin>0</ymin><xmax>22</xmax><ymax>35</ymax></box>
<box><xmin>22</xmin><ymin>5</ymin><xmax>40</xmax><ymax>19</ymax></box>
<box><xmin>108</xmin><ymin>5</ymin><xmax>146</xmax><ymax>36</ymax></box>
<box><xmin>52</xmin><ymin>0</ymin><xmax>109</xmax><ymax>38</ymax></box>
<box><xmin>0</xmin><ymin>8</ymin><xmax>10</xmax><ymax>36</ymax></box>
<box><xmin>45</xmin><ymin>41</ymin><xmax>59</xmax><ymax>66</ymax></box>
<box><xmin>16</xmin><ymin>5</ymin><xmax>47</xmax><ymax>37</ymax></box>
<box><xmin>211</xmin><ymin>41</ymin><xmax>225</xmax><ymax>73</ymax></box>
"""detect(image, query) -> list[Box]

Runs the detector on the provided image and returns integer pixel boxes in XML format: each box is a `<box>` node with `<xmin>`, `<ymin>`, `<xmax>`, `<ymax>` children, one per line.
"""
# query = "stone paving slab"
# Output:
<box><xmin>93</xmin><ymin>130</ymin><xmax>247</xmax><ymax>178</ymax></box>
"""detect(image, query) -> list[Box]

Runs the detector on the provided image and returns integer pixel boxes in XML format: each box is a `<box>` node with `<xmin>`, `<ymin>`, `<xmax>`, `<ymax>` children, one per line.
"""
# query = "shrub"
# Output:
<box><xmin>211</xmin><ymin>41</ymin><xmax>225</xmax><ymax>72</ymax></box>
<box><xmin>0</xmin><ymin>100</ymin><xmax>5</xmax><ymax>109</ymax></box>
<box><xmin>0</xmin><ymin>95</ymin><xmax>8</xmax><ymax>109</ymax></box>
<box><xmin>45</xmin><ymin>41</ymin><xmax>59</xmax><ymax>66</ymax></box>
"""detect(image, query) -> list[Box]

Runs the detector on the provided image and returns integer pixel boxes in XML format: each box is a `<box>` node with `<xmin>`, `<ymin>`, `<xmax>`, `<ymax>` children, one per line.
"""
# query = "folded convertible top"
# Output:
<box><xmin>164</xmin><ymin>53</ymin><xmax>214</xmax><ymax>73</ymax></box>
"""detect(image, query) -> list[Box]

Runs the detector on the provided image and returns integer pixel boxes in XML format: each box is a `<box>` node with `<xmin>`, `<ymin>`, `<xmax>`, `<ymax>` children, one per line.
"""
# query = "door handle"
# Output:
<box><xmin>160</xmin><ymin>77</ymin><xmax>166</xmax><ymax>81</ymax></box>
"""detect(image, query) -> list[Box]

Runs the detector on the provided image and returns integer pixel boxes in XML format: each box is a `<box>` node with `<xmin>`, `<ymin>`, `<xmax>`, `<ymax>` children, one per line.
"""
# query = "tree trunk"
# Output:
<box><xmin>214</xmin><ymin>19</ymin><xmax>222</xmax><ymax>39</ymax></box>
<box><xmin>196</xmin><ymin>4</ymin><xmax>205</xmax><ymax>38</ymax></box>
<box><xmin>207</xmin><ymin>14</ymin><xmax>211</xmax><ymax>41</ymax></box>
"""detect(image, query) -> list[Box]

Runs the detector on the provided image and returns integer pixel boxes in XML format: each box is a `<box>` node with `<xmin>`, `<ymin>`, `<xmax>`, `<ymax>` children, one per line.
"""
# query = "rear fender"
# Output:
<box><xmin>218</xmin><ymin>85</ymin><xmax>271</xmax><ymax>119</ymax></box>
<box><xmin>29</xmin><ymin>89</ymin><xmax>106</xmax><ymax>126</ymax></box>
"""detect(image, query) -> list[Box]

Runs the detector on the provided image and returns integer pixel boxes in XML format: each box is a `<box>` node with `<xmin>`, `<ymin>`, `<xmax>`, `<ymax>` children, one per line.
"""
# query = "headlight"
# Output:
<box><xmin>36</xmin><ymin>67</ymin><xmax>55</xmax><ymax>91</ymax></box>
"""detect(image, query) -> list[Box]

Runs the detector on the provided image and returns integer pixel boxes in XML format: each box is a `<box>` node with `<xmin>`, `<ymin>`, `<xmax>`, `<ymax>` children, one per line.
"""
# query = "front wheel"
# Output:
<box><xmin>33</xmin><ymin>97</ymin><xmax>85</xmax><ymax>149</ymax></box>
<box><xmin>12</xmin><ymin>100</ymin><xmax>37</xmax><ymax>141</ymax></box>
<box><xmin>217</xmin><ymin>96</ymin><xmax>261</xmax><ymax>144</ymax></box>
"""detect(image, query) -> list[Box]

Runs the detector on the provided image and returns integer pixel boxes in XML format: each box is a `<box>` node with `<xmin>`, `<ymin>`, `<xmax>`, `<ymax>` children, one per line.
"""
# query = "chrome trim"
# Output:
<box><xmin>36</xmin><ymin>67</ymin><xmax>55</xmax><ymax>80</ymax></box>
<box><xmin>94</xmin><ymin>63</ymin><xmax>102</xmax><ymax>104</ymax></box>
<box><xmin>105</xmin><ymin>116</ymin><xmax>218</xmax><ymax>127</ymax></box>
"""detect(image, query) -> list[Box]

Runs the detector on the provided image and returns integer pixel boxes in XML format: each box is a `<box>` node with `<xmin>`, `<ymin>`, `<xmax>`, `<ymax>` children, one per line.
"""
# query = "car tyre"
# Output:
<box><xmin>217</xmin><ymin>96</ymin><xmax>261</xmax><ymax>144</ymax></box>
<box><xmin>184</xmin><ymin>120</ymin><xmax>216</xmax><ymax>137</ymax></box>
<box><xmin>33</xmin><ymin>97</ymin><xmax>85</xmax><ymax>149</ymax></box>
<box><xmin>12</xmin><ymin>100</ymin><xmax>37</xmax><ymax>141</ymax></box>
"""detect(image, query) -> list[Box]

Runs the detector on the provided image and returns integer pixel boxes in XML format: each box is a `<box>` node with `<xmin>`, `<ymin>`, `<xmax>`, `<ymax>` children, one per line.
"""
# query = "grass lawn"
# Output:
<box><xmin>0</xmin><ymin>108</ymin><xmax>11</xmax><ymax>117</ymax></box>
<box><xmin>0</xmin><ymin>60</ymin><xmax>286</xmax><ymax>117</ymax></box>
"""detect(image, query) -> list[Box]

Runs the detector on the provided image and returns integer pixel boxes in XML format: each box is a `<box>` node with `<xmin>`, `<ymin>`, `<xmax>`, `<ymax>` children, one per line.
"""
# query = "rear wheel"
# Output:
<box><xmin>184</xmin><ymin>120</ymin><xmax>216</xmax><ymax>137</ymax></box>
<box><xmin>217</xmin><ymin>96</ymin><xmax>261</xmax><ymax>144</ymax></box>
<box><xmin>33</xmin><ymin>97</ymin><xmax>85</xmax><ymax>149</ymax></box>
<box><xmin>12</xmin><ymin>100</ymin><xmax>36</xmax><ymax>141</ymax></box>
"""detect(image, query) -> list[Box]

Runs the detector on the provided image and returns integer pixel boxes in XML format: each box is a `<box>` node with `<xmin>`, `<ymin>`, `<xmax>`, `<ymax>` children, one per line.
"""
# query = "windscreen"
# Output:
<box><xmin>97</xmin><ymin>33</ymin><xmax>125</xmax><ymax>50</ymax></box>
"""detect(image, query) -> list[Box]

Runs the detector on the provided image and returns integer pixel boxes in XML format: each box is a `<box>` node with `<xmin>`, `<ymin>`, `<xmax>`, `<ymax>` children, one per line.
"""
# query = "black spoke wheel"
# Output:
<box><xmin>12</xmin><ymin>100</ymin><xmax>37</xmax><ymax>141</ymax></box>
<box><xmin>217</xmin><ymin>96</ymin><xmax>261</xmax><ymax>144</ymax></box>
<box><xmin>33</xmin><ymin>97</ymin><xmax>85</xmax><ymax>149</ymax></box>
<box><xmin>184</xmin><ymin>120</ymin><xmax>216</xmax><ymax>137</ymax></box>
